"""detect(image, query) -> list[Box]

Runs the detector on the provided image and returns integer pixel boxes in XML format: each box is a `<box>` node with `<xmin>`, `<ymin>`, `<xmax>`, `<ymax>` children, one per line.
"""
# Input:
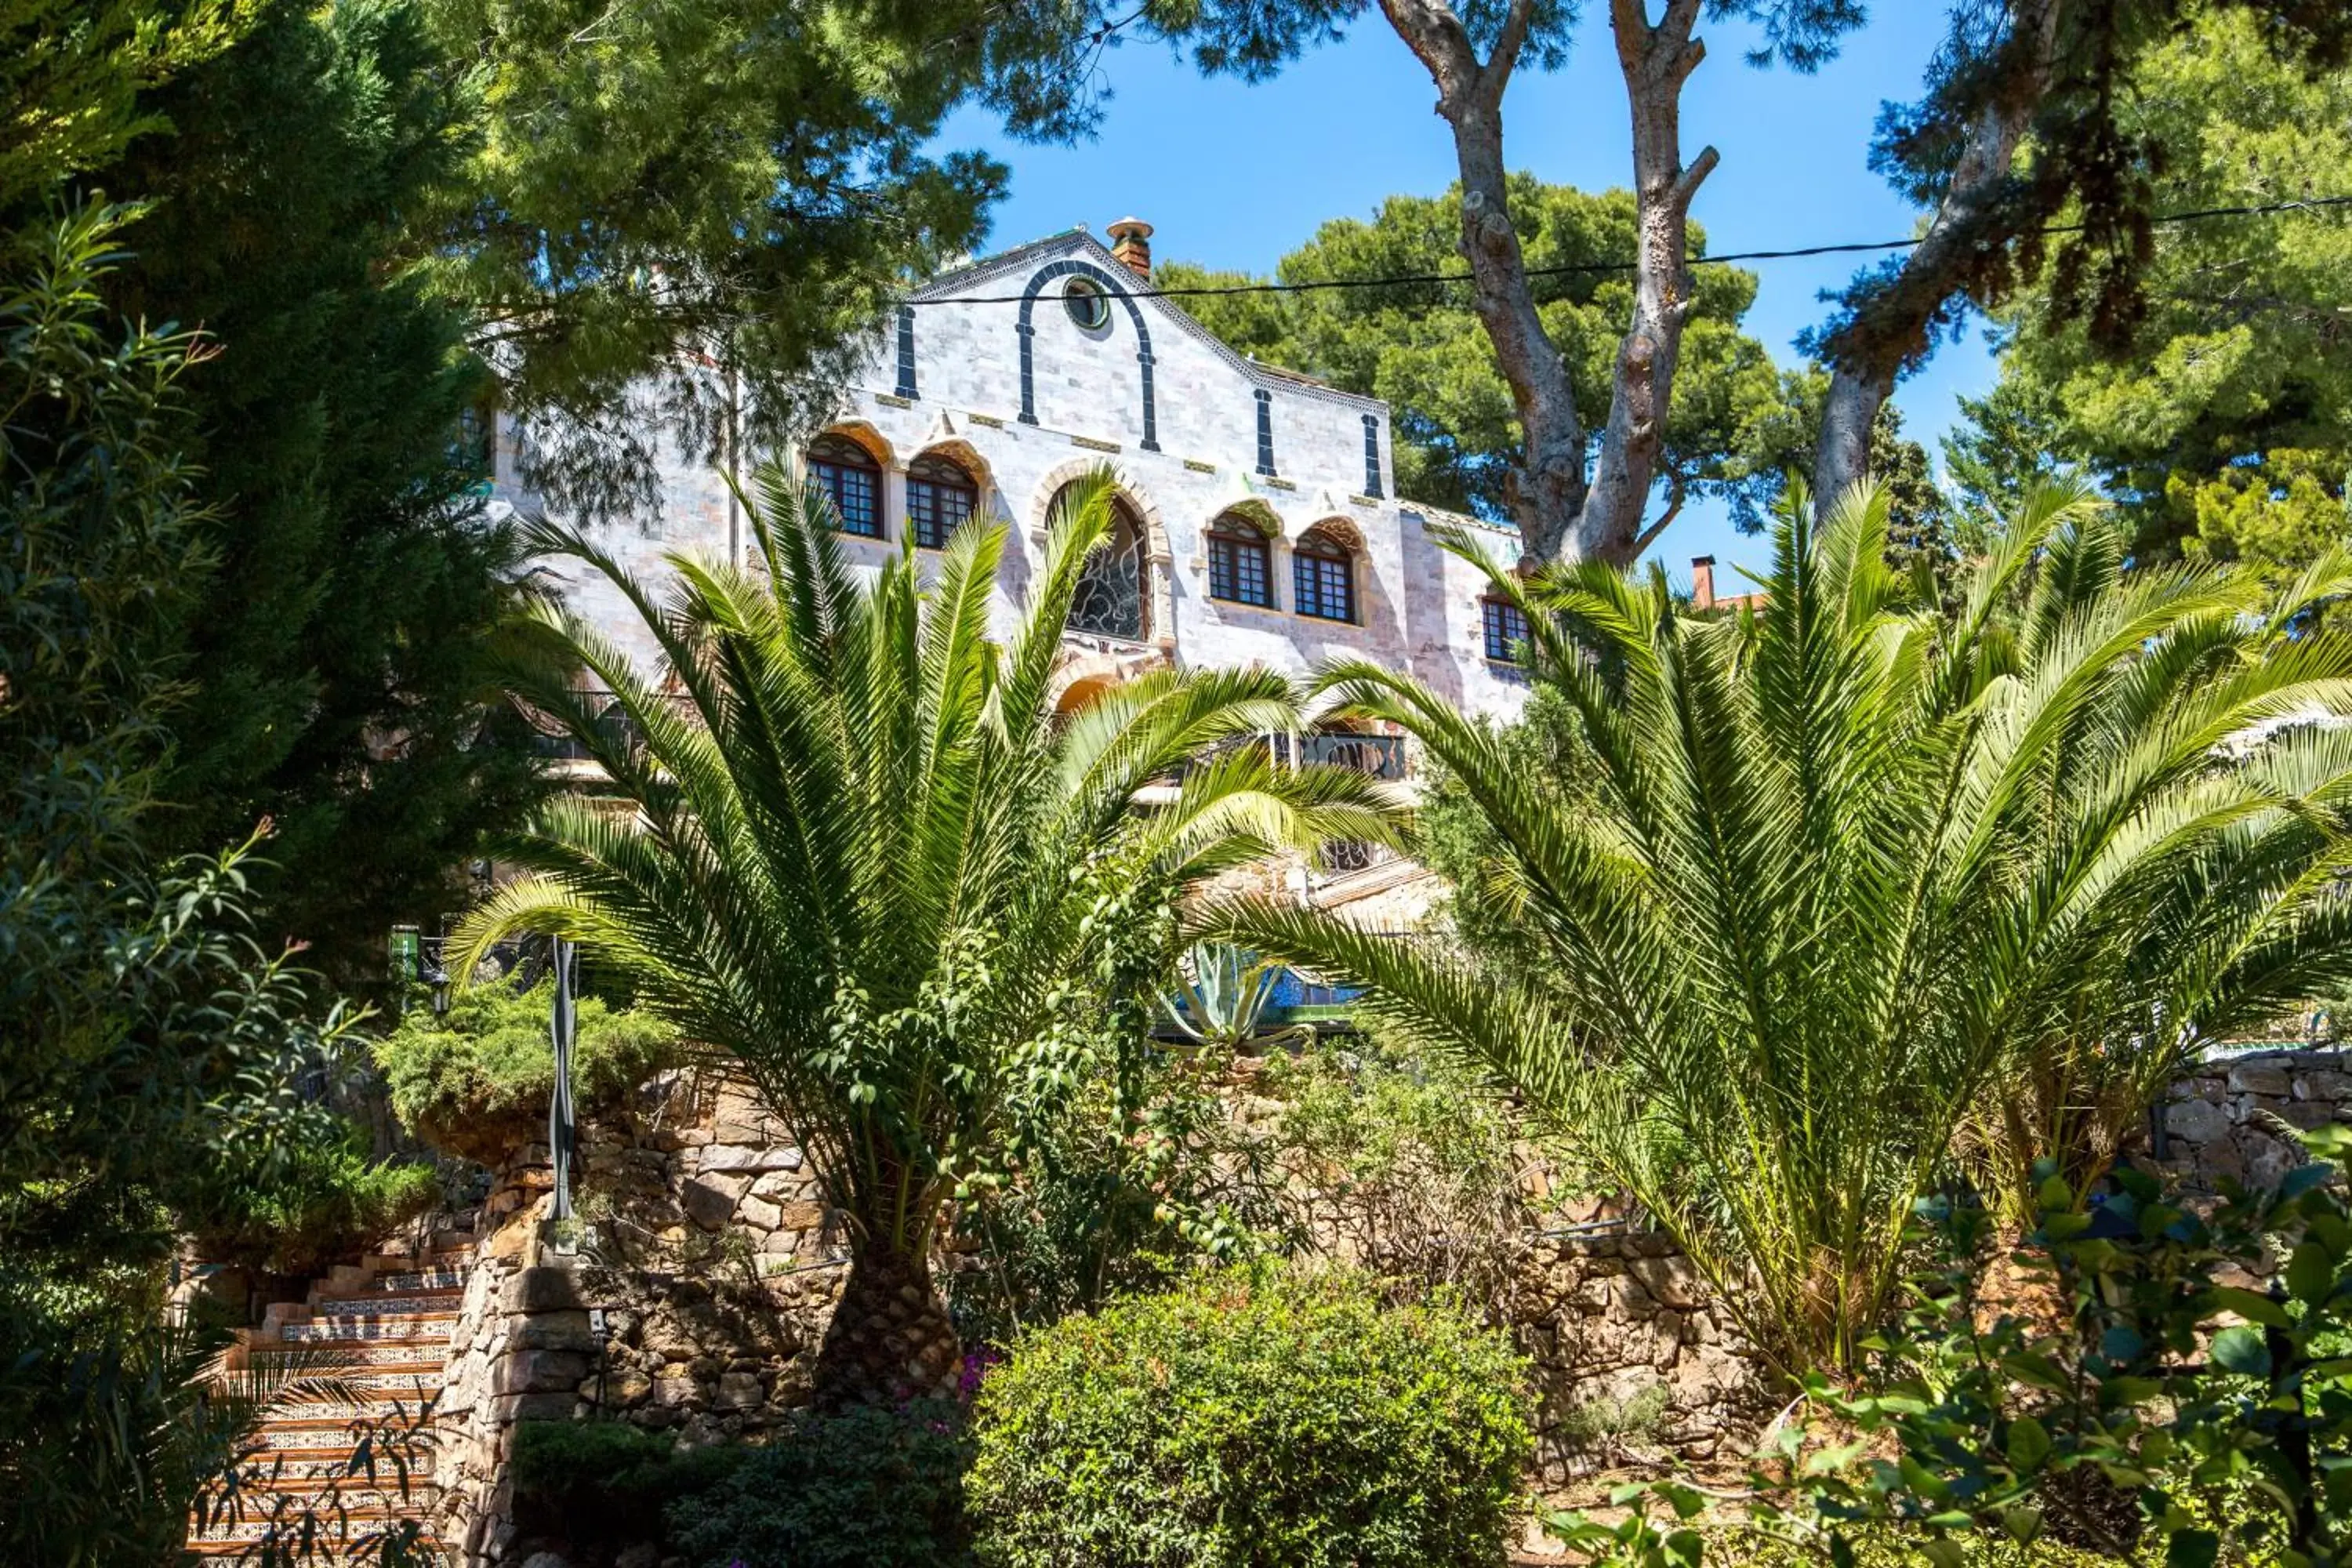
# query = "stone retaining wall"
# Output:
<box><xmin>2154</xmin><ymin>1048</ymin><xmax>2352</xmax><ymax>1191</ymax></box>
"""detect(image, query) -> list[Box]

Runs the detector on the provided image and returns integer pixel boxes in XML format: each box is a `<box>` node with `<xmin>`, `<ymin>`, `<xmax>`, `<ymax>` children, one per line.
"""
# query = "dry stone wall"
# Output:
<box><xmin>2154</xmin><ymin>1047</ymin><xmax>2352</xmax><ymax>1190</ymax></box>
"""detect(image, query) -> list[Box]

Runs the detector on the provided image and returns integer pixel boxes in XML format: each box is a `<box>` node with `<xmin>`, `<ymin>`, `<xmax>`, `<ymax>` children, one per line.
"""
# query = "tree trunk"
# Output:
<box><xmin>1810</xmin><ymin>0</ymin><xmax>2063</xmax><ymax>508</ymax></box>
<box><xmin>811</xmin><ymin>1236</ymin><xmax>961</xmax><ymax>1408</ymax></box>
<box><xmin>1380</xmin><ymin>0</ymin><xmax>1714</xmax><ymax>569</ymax></box>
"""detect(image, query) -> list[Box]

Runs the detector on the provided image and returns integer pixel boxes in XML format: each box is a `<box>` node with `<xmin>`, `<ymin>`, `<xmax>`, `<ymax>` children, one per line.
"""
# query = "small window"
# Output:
<box><xmin>808</xmin><ymin>434</ymin><xmax>882</xmax><ymax>539</ymax></box>
<box><xmin>907</xmin><ymin>452</ymin><xmax>978</xmax><ymax>550</ymax></box>
<box><xmin>1207</xmin><ymin>514</ymin><xmax>1272</xmax><ymax>608</ymax></box>
<box><xmin>1292</xmin><ymin>525</ymin><xmax>1356</xmax><ymax>623</ymax></box>
<box><xmin>1064</xmin><ymin>275</ymin><xmax>1110</xmax><ymax>331</ymax></box>
<box><xmin>1482</xmin><ymin>596</ymin><xmax>1530</xmax><ymax>663</ymax></box>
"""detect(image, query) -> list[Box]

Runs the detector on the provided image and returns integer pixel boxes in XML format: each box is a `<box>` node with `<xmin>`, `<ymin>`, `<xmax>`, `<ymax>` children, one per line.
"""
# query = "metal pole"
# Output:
<box><xmin>549</xmin><ymin>936</ymin><xmax>577</xmax><ymax>1222</ymax></box>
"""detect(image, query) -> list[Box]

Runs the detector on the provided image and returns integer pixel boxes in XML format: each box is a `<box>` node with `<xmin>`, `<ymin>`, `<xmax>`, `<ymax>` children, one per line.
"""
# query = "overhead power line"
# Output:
<box><xmin>906</xmin><ymin>193</ymin><xmax>2352</xmax><ymax>306</ymax></box>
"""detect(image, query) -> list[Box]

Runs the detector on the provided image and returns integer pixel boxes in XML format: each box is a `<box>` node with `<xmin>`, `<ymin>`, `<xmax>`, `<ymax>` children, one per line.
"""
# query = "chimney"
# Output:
<box><xmin>1107</xmin><ymin>216</ymin><xmax>1153</xmax><ymax>281</ymax></box>
<box><xmin>1691</xmin><ymin>555</ymin><xmax>1716</xmax><ymax>611</ymax></box>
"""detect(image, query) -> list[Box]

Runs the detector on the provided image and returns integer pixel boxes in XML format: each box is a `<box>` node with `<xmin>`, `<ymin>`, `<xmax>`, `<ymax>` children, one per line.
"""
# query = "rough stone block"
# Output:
<box><xmin>1627</xmin><ymin>1255</ymin><xmax>1703</xmax><ymax>1310</ymax></box>
<box><xmin>503</xmin><ymin>1265</ymin><xmax>583</xmax><ymax>1314</ymax></box>
<box><xmin>699</xmin><ymin>1142</ymin><xmax>804</xmax><ymax>1174</ymax></box>
<box><xmin>713</xmin><ymin>1370</ymin><xmax>765</xmax><ymax>1410</ymax></box>
<box><xmin>2166</xmin><ymin>1095</ymin><xmax>2232</xmax><ymax>1145</ymax></box>
<box><xmin>736</xmin><ymin>1196</ymin><xmax>782</xmax><ymax>1232</ymax></box>
<box><xmin>683</xmin><ymin>1174</ymin><xmax>748</xmax><ymax>1230</ymax></box>
<box><xmin>497</xmin><ymin>1348</ymin><xmax>592</xmax><ymax>1395</ymax></box>
<box><xmin>2230</xmin><ymin>1063</ymin><xmax>2293</xmax><ymax>1098</ymax></box>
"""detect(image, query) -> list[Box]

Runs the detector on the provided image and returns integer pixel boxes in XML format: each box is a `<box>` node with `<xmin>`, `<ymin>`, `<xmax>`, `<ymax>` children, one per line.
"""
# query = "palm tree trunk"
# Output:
<box><xmin>812</xmin><ymin>1236</ymin><xmax>960</xmax><ymax>1408</ymax></box>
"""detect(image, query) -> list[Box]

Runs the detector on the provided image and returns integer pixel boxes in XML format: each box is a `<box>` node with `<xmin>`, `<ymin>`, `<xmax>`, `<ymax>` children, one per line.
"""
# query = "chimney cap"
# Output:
<box><xmin>1107</xmin><ymin>216</ymin><xmax>1154</xmax><ymax>241</ymax></box>
<box><xmin>1691</xmin><ymin>554</ymin><xmax>1716</xmax><ymax>567</ymax></box>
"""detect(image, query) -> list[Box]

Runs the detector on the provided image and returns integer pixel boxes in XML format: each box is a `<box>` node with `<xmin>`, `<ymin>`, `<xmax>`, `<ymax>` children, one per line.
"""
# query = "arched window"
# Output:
<box><xmin>1292</xmin><ymin>524</ymin><xmax>1356</xmax><ymax>623</ymax></box>
<box><xmin>1065</xmin><ymin>487</ymin><xmax>1149</xmax><ymax>641</ymax></box>
<box><xmin>808</xmin><ymin>433</ymin><xmax>882</xmax><ymax>539</ymax></box>
<box><xmin>907</xmin><ymin>452</ymin><xmax>978</xmax><ymax>549</ymax></box>
<box><xmin>1481</xmin><ymin>595</ymin><xmax>1530</xmax><ymax>663</ymax></box>
<box><xmin>1206</xmin><ymin>513</ymin><xmax>1272</xmax><ymax>608</ymax></box>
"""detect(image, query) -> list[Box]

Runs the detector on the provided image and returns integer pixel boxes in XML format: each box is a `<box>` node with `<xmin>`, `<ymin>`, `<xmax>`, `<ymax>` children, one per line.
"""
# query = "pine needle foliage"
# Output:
<box><xmin>1223</xmin><ymin>478</ymin><xmax>2352</xmax><ymax>1379</ymax></box>
<box><xmin>451</xmin><ymin>463</ymin><xmax>1396</xmax><ymax>1405</ymax></box>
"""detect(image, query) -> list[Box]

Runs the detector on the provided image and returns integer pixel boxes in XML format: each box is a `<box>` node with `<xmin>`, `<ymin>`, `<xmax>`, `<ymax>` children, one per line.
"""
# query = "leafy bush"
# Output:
<box><xmin>950</xmin><ymin>1040</ymin><xmax>1282</xmax><ymax>1343</ymax></box>
<box><xmin>510</xmin><ymin>1419</ymin><xmax>740</xmax><ymax>1544</ymax></box>
<box><xmin>1261</xmin><ymin>1033</ymin><xmax>1581</xmax><ymax>1320</ymax></box>
<box><xmin>967</xmin><ymin>1267</ymin><xmax>1532</xmax><ymax>1568</ymax></box>
<box><xmin>183</xmin><ymin>1119</ymin><xmax>439</xmax><ymax>1276</ymax></box>
<box><xmin>371</xmin><ymin>978</ymin><xmax>680</xmax><ymax>1163</ymax></box>
<box><xmin>1567</xmin><ymin>1131</ymin><xmax>2352</xmax><ymax>1567</ymax></box>
<box><xmin>665</xmin><ymin>1400</ymin><xmax>974</xmax><ymax>1568</ymax></box>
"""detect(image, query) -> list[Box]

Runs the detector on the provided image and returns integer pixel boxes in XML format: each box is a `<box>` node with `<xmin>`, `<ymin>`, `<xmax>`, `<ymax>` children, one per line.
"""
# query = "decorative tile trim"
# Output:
<box><xmin>1183</xmin><ymin>458</ymin><xmax>1217</xmax><ymax>474</ymax></box>
<box><xmin>873</xmin><ymin>392</ymin><xmax>913</xmax><ymax>409</ymax></box>
<box><xmin>1259</xmin><ymin>476</ymin><xmax>1298</xmax><ymax>492</ymax></box>
<box><xmin>967</xmin><ymin>412</ymin><xmax>1007</xmax><ymax>429</ymax></box>
<box><xmin>1350</xmin><ymin>494</ymin><xmax>1381</xmax><ymax>507</ymax></box>
<box><xmin>1070</xmin><ymin>434</ymin><xmax>1121</xmax><ymax>453</ymax></box>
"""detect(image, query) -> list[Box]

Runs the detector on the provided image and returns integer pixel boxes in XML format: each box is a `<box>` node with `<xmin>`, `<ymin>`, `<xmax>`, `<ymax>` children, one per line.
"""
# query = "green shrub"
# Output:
<box><xmin>182</xmin><ymin>1118</ymin><xmax>438</xmax><ymax>1276</ymax></box>
<box><xmin>371</xmin><ymin>979</ymin><xmax>680</xmax><ymax>1163</ymax></box>
<box><xmin>665</xmin><ymin>1400</ymin><xmax>974</xmax><ymax>1568</ymax></box>
<box><xmin>967</xmin><ymin>1266</ymin><xmax>1532</xmax><ymax>1568</ymax></box>
<box><xmin>510</xmin><ymin>1420</ymin><xmax>740</xmax><ymax>1544</ymax></box>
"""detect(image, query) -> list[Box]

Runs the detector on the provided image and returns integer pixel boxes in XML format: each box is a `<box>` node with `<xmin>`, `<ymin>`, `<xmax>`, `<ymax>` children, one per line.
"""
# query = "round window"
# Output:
<box><xmin>1063</xmin><ymin>276</ymin><xmax>1111</xmax><ymax>331</ymax></box>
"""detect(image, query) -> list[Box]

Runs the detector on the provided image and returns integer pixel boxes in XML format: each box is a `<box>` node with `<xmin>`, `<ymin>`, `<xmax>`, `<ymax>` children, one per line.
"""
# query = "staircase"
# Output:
<box><xmin>187</xmin><ymin>1224</ymin><xmax>475</xmax><ymax>1561</ymax></box>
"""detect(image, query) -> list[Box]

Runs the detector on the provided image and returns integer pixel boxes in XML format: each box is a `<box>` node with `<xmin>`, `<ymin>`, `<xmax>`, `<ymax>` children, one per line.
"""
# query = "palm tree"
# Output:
<box><xmin>452</xmin><ymin>466</ymin><xmax>1392</xmax><ymax>1406</ymax></box>
<box><xmin>1224</xmin><ymin>480</ymin><xmax>2352</xmax><ymax>1378</ymax></box>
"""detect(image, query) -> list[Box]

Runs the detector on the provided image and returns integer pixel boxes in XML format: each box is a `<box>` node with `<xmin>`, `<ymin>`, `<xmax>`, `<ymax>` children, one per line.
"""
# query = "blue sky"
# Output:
<box><xmin>936</xmin><ymin>8</ymin><xmax>1997</xmax><ymax>589</ymax></box>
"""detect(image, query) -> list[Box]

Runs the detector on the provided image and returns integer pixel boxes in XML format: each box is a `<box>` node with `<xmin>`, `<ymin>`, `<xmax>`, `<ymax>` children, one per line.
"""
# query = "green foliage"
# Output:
<box><xmin>452</xmin><ymin>466</ymin><xmax>1394</xmax><ymax>1403</ymax></box>
<box><xmin>510</xmin><ymin>1418</ymin><xmax>742</xmax><ymax>1547</ymax></box>
<box><xmin>1973</xmin><ymin>8</ymin><xmax>2352</xmax><ymax>575</ymax></box>
<box><xmin>103</xmin><ymin>0</ymin><xmax>546</xmax><ymax>978</ymax></box>
<box><xmin>0</xmin><ymin>0</ymin><xmax>260</xmax><ymax>214</ymax></box>
<box><xmin>967</xmin><ymin>1266</ymin><xmax>1533</xmax><ymax>1568</ymax></box>
<box><xmin>182</xmin><ymin>1118</ymin><xmax>438</xmax><ymax>1276</ymax></box>
<box><xmin>1260</xmin><ymin>1033</ymin><xmax>1573</xmax><ymax>1321</ymax></box>
<box><xmin>1162</xmin><ymin>180</ymin><xmax>1801</xmax><ymax>529</ymax></box>
<box><xmin>371</xmin><ymin>976</ymin><xmax>679</xmax><ymax>1163</ymax></box>
<box><xmin>666</xmin><ymin>1401</ymin><xmax>975</xmax><ymax>1568</ymax></box>
<box><xmin>1226</xmin><ymin>478</ymin><xmax>2352</xmax><ymax>1377</ymax></box>
<box><xmin>950</xmin><ymin>1036</ymin><xmax>1281</xmax><ymax>1345</ymax></box>
<box><xmin>417</xmin><ymin>0</ymin><xmax>1128</xmax><ymax>519</ymax></box>
<box><xmin>1588</xmin><ymin>1132</ymin><xmax>2352</xmax><ymax>1567</ymax></box>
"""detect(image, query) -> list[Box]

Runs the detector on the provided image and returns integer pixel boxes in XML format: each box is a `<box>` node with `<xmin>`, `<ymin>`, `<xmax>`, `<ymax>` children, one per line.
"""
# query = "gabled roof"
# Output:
<box><xmin>909</xmin><ymin>228</ymin><xmax>1385</xmax><ymax>416</ymax></box>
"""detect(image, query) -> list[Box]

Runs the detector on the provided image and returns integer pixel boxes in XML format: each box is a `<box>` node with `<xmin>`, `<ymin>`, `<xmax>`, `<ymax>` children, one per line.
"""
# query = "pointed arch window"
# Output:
<box><xmin>808</xmin><ymin>434</ymin><xmax>882</xmax><ymax>539</ymax></box>
<box><xmin>1206</xmin><ymin>513</ymin><xmax>1273</xmax><ymax>608</ymax></box>
<box><xmin>1292</xmin><ymin>524</ymin><xmax>1356</xmax><ymax>623</ymax></box>
<box><xmin>1064</xmin><ymin>487</ymin><xmax>1149</xmax><ymax>641</ymax></box>
<box><xmin>907</xmin><ymin>452</ymin><xmax>978</xmax><ymax>550</ymax></box>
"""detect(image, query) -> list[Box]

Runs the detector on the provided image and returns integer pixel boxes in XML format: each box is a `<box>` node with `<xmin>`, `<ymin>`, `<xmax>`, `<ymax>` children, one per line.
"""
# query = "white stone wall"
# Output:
<box><xmin>503</xmin><ymin>230</ymin><xmax>1533</xmax><ymax>725</ymax></box>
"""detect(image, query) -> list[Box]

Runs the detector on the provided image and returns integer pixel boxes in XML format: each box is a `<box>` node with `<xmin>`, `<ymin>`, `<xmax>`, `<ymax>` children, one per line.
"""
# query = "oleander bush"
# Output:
<box><xmin>371</xmin><ymin>978</ymin><xmax>681</xmax><ymax>1163</ymax></box>
<box><xmin>967</xmin><ymin>1266</ymin><xmax>1531</xmax><ymax>1568</ymax></box>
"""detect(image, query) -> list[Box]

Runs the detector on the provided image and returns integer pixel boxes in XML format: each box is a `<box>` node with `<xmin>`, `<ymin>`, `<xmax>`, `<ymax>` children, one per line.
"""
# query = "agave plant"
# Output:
<box><xmin>1225</xmin><ymin>478</ymin><xmax>2352</xmax><ymax>1378</ymax></box>
<box><xmin>1160</xmin><ymin>942</ymin><xmax>1313</xmax><ymax>1054</ymax></box>
<box><xmin>453</xmin><ymin>464</ymin><xmax>1395</xmax><ymax>1406</ymax></box>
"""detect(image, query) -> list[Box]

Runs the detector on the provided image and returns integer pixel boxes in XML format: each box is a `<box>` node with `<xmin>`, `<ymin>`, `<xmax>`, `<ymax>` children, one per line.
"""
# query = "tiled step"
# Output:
<box><xmin>247</xmin><ymin>1340</ymin><xmax>451</xmax><ymax>1367</ymax></box>
<box><xmin>316</xmin><ymin>1288</ymin><xmax>464</xmax><ymax>1316</ymax></box>
<box><xmin>373</xmin><ymin>1265</ymin><xmax>467</xmax><ymax>1292</ymax></box>
<box><xmin>281</xmin><ymin>1313</ymin><xmax>456</xmax><ymax>1342</ymax></box>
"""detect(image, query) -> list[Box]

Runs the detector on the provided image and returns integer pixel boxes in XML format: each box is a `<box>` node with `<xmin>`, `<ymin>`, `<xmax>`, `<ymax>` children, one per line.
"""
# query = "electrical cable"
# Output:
<box><xmin>904</xmin><ymin>192</ymin><xmax>2352</xmax><ymax>305</ymax></box>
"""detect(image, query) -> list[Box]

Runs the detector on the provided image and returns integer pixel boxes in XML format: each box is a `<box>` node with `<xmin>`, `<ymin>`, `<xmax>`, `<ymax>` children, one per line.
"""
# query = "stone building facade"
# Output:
<box><xmin>505</xmin><ymin>219</ymin><xmax>1532</xmax><ymax>727</ymax></box>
